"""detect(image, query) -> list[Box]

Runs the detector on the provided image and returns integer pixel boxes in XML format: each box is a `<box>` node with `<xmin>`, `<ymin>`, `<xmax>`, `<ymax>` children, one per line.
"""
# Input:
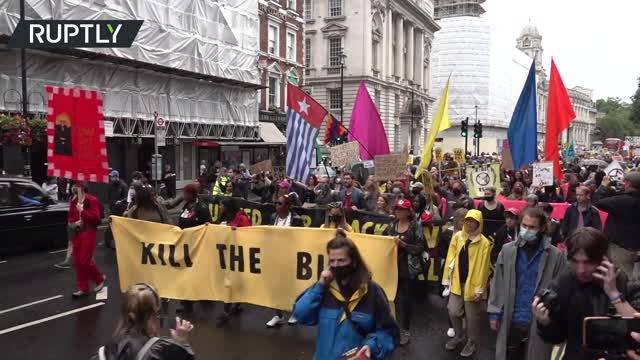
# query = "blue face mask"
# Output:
<box><xmin>519</xmin><ymin>228</ymin><xmax>538</xmax><ymax>242</ymax></box>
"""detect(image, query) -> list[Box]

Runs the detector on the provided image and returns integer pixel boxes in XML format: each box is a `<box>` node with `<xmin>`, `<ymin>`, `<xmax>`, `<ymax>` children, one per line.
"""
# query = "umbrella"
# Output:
<box><xmin>580</xmin><ymin>159</ymin><xmax>608</xmax><ymax>167</ymax></box>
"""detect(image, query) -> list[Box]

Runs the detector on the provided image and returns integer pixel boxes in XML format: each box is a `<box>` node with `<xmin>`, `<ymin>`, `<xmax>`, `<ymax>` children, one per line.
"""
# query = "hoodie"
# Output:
<box><xmin>442</xmin><ymin>209</ymin><xmax>492</xmax><ymax>301</ymax></box>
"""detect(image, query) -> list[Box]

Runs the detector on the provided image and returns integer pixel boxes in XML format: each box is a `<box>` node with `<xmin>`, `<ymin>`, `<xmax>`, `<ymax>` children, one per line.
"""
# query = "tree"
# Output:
<box><xmin>595</xmin><ymin>97</ymin><xmax>636</xmax><ymax>139</ymax></box>
<box><xmin>630</xmin><ymin>77</ymin><xmax>640</xmax><ymax>125</ymax></box>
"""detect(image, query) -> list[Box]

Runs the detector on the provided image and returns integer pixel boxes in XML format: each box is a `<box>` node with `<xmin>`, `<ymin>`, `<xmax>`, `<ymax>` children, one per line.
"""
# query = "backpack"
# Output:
<box><xmin>97</xmin><ymin>337</ymin><xmax>159</xmax><ymax>360</ymax></box>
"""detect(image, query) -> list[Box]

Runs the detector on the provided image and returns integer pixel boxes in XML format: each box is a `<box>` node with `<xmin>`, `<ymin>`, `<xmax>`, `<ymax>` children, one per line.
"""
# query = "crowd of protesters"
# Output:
<box><xmin>41</xmin><ymin>147</ymin><xmax>640</xmax><ymax>359</ymax></box>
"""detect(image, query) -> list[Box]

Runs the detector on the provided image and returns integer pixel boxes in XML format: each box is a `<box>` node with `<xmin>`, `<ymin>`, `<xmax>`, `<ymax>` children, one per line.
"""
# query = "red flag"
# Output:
<box><xmin>46</xmin><ymin>86</ymin><xmax>109</xmax><ymax>183</ymax></box>
<box><xmin>544</xmin><ymin>59</ymin><xmax>576</xmax><ymax>181</ymax></box>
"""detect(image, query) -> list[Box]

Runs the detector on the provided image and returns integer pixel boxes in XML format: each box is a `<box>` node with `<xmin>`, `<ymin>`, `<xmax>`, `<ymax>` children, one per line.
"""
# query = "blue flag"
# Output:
<box><xmin>567</xmin><ymin>138</ymin><xmax>575</xmax><ymax>163</ymax></box>
<box><xmin>508</xmin><ymin>60</ymin><xmax>538</xmax><ymax>170</ymax></box>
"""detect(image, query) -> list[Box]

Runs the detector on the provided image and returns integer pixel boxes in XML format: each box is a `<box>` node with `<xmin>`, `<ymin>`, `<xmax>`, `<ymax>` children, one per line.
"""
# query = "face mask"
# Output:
<box><xmin>392</xmin><ymin>188</ymin><xmax>401</xmax><ymax>194</ymax></box>
<box><xmin>452</xmin><ymin>189</ymin><xmax>462</xmax><ymax>196</ymax></box>
<box><xmin>330</xmin><ymin>215</ymin><xmax>343</xmax><ymax>223</ymax></box>
<box><xmin>331</xmin><ymin>264</ymin><xmax>355</xmax><ymax>282</ymax></box>
<box><xmin>364</xmin><ymin>191</ymin><xmax>371</xmax><ymax>197</ymax></box>
<box><xmin>519</xmin><ymin>228</ymin><xmax>538</xmax><ymax>242</ymax></box>
<box><xmin>514</xmin><ymin>188</ymin><xmax>523</xmax><ymax>194</ymax></box>
<box><xmin>486</xmin><ymin>195</ymin><xmax>495</xmax><ymax>202</ymax></box>
<box><xmin>412</xmin><ymin>189</ymin><xmax>421</xmax><ymax>195</ymax></box>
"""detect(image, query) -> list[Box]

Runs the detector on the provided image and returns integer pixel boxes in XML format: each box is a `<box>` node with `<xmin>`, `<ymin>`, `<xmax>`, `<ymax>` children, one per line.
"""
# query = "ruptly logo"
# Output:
<box><xmin>8</xmin><ymin>20</ymin><xmax>143</xmax><ymax>48</ymax></box>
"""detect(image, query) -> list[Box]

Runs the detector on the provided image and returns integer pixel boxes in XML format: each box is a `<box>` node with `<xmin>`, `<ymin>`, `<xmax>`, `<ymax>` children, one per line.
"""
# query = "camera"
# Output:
<box><xmin>537</xmin><ymin>288</ymin><xmax>560</xmax><ymax>317</ymax></box>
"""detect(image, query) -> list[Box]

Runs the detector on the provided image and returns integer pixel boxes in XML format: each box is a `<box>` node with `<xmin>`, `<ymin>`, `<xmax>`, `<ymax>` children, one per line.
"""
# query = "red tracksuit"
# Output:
<box><xmin>68</xmin><ymin>194</ymin><xmax>104</xmax><ymax>292</ymax></box>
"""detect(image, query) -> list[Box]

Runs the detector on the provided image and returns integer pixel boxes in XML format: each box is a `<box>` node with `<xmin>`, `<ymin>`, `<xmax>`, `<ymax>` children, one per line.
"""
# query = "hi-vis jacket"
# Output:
<box><xmin>442</xmin><ymin>209</ymin><xmax>492</xmax><ymax>301</ymax></box>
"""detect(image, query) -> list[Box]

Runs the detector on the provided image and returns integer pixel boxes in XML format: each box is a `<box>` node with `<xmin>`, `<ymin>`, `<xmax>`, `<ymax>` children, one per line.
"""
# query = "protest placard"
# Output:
<box><xmin>375</xmin><ymin>149</ymin><xmax>409</xmax><ymax>181</ymax></box>
<box><xmin>329</xmin><ymin>142</ymin><xmax>360</xmax><ymax>168</ymax></box>
<box><xmin>532</xmin><ymin>161</ymin><xmax>554</xmax><ymax>187</ymax></box>
<box><xmin>604</xmin><ymin>160</ymin><xmax>625</xmax><ymax>181</ymax></box>
<box><xmin>466</xmin><ymin>163</ymin><xmax>501</xmax><ymax>198</ymax></box>
<box><xmin>435</xmin><ymin>148</ymin><xmax>443</xmax><ymax>163</ymax></box>
<box><xmin>453</xmin><ymin>148</ymin><xmax>465</xmax><ymax>164</ymax></box>
<box><xmin>250</xmin><ymin>160</ymin><xmax>272</xmax><ymax>174</ymax></box>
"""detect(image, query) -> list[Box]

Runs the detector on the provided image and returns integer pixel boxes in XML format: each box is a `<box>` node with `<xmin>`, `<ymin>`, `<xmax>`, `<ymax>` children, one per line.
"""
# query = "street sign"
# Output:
<box><xmin>151</xmin><ymin>154</ymin><xmax>163</xmax><ymax>181</ymax></box>
<box><xmin>104</xmin><ymin>120</ymin><xmax>114</xmax><ymax>137</ymax></box>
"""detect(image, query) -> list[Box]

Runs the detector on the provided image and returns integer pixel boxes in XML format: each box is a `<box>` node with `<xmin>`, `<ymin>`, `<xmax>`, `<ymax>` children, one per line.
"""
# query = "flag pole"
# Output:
<box><xmin>337</xmin><ymin>122</ymin><xmax>375</xmax><ymax>160</ymax></box>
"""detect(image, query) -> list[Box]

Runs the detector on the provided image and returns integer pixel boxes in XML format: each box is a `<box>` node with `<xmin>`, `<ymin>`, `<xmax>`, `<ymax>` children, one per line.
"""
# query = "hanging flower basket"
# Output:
<box><xmin>0</xmin><ymin>113</ymin><xmax>32</xmax><ymax>146</ymax></box>
<box><xmin>29</xmin><ymin>118</ymin><xmax>47</xmax><ymax>143</ymax></box>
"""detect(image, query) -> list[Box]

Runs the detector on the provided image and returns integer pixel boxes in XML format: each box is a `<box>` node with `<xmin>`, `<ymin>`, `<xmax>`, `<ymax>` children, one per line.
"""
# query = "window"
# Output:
<box><xmin>328</xmin><ymin>37</ymin><xmax>342</xmax><ymax>66</ymax></box>
<box><xmin>395</xmin><ymin>94</ymin><xmax>400</xmax><ymax>116</ymax></box>
<box><xmin>304</xmin><ymin>38</ymin><xmax>311</xmax><ymax>67</ymax></box>
<box><xmin>288</xmin><ymin>0</ymin><xmax>295</xmax><ymax>10</ymax></box>
<box><xmin>13</xmin><ymin>182</ymin><xmax>45</xmax><ymax>207</ymax></box>
<box><xmin>268</xmin><ymin>76</ymin><xmax>280</xmax><ymax>108</ymax></box>
<box><xmin>372</xmin><ymin>40</ymin><xmax>379</xmax><ymax>69</ymax></box>
<box><xmin>304</xmin><ymin>0</ymin><xmax>312</xmax><ymax>20</ymax></box>
<box><xmin>328</xmin><ymin>89</ymin><xmax>342</xmax><ymax>113</ymax></box>
<box><xmin>268</xmin><ymin>24</ymin><xmax>279</xmax><ymax>55</ymax></box>
<box><xmin>329</xmin><ymin>0</ymin><xmax>342</xmax><ymax>17</ymax></box>
<box><xmin>286</xmin><ymin>31</ymin><xmax>296</xmax><ymax>61</ymax></box>
<box><xmin>374</xmin><ymin>89</ymin><xmax>381</xmax><ymax>107</ymax></box>
<box><xmin>0</xmin><ymin>183</ymin><xmax>11</xmax><ymax>207</ymax></box>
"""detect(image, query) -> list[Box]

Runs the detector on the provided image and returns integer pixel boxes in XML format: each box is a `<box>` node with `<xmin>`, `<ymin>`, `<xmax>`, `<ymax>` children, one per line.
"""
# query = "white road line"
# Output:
<box><xmin>0</xmin><ymin>295</ymin><xmax>64</xmax><ymax>315</ymax></box>
<box><xmin>0</xmin><ymin>261</ymin><xmax>6</xmax><ymax>264</ymax></box>
<box><xmin>48</xmin><ymin>249</ymin><xmax>68</xmax><ymax>254</ymax></box>
<box><xmin>0</xmin><ymin>302</ymin><xmax>105</xmax><ymax>335</ymax></box>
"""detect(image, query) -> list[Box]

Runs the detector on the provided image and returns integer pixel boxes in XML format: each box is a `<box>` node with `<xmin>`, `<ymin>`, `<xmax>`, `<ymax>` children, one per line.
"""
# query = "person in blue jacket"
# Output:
<box><xmin>293</xmin><ymin>229</ymin><xmax>399</xmax><ymax>360</ymax></box>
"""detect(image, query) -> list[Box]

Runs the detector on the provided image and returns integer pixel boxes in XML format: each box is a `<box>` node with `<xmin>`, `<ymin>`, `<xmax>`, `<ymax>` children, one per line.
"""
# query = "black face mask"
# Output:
<box><xmin>486</xmin><ymin>195</ymin><xmax>495</xmax><ymax>202</ymax></box>
<box><xmin>412</xmin><ymin>189</ymin><xmax>421</xmax><ymax>195</ymax></box>
<box><xmin>452</xmin><ymin>189</ymin><xmax>462</xmax><ymax>196</ymax></box>
<box><xmin>330</xmin><ymin>215</ymin><xmax>343</xmax><ymax>224</ymax></box>
<box><xmin>331</xmin><ymin>264</ymin><xmax>355</xmax><ymax>282</ymax></box>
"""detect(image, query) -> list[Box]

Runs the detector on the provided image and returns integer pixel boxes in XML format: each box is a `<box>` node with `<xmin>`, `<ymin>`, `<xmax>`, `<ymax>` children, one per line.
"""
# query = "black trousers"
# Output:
<box><xmin>506</xmin><ymin>324</ymin><xmax>529</xmax><ymax>360</ymax></box>
<box><xmin>396</xmin><ymin>277</ymin><xmax>417</xmax><ymax>330</ymax></box>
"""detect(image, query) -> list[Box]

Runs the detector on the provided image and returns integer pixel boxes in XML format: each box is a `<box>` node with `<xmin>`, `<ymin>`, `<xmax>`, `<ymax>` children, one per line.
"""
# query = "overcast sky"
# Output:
<box><xmin>484</xmin><ymin>0</ymin><xmax>639</xmax><ymax>102</ymax></box>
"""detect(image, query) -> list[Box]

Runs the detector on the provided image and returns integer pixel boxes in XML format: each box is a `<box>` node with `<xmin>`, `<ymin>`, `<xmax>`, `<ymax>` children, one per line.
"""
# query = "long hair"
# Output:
<box><xmin>220</xmin><ymin>197</ymin><xmax>238</xmax><ymax>223</ymax></box>
<box><xmin>327</xmin><ymin>229</ymin><xmax>371</xmax><ymax>291</ymax></box>
<box><xmin>113</xmin><ymin>283</ymin><xmax>160</xmax><ymax>337</ymax></box>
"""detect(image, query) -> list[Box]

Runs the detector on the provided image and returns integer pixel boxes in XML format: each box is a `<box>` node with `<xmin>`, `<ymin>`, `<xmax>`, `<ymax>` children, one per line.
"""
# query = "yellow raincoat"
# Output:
<box><xmin>441</xmin><ymin>209</ymin><xmax>492</xmax><ymax>301</ymax></box>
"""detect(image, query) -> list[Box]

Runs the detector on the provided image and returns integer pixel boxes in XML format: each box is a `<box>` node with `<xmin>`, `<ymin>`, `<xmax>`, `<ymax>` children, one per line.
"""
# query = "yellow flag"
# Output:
<box><xmin>415</xmin><ymin>80</ymin><xmax>450</xmax><ymax>177</ymax></box>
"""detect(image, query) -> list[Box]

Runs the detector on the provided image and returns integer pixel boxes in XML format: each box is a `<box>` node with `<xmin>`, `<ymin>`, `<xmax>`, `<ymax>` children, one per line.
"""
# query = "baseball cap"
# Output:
<box><xmin>411</xmin><ymin>182</ymin><xmax>424</xmax><ymax>189</ymax></box>
<box><xmin>504</xmin><ymin>207</ymin><xmax>520</xmax><ymax>217</ymax></box>
<box><xmin>109</xmin><ymin>170</ymin><xmax>119</xmax><ymax>178</ymax></box>
<box><xmin>394</xmin><ymin>199</ymin><xmax>411</xmax><ymax>210</ymax></box>
<box><xmin>278</xmin><ymin>181</ymin><xmax>291</xmax><ymax>189</ymax></box>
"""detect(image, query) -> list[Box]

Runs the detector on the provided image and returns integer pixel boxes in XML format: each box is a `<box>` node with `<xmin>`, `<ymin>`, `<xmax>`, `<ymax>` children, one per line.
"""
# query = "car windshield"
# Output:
<box><xmin>12</xmin><ymin>183</ymin><xmax>44</xmax><ymax>206</ymax></box>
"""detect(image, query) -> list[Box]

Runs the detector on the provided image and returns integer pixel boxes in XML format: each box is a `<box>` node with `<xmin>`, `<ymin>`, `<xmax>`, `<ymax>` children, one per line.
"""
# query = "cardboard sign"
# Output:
<box><xmin>532</xmin><ymin>161</ymin><xmax>554</xmax><ymax>187</ymax></box>
<box><xmin>466</xmin><ymin>163</ymin><xmax>501</xmax><ymax>198</ymax></box>
<box><xmin>453</xmin><ymin>148</ymin><xmax>465</xmax><ymax>164</ymax></box>
<box><xmin>329</xmin><ymin>142</ymin><xmax>360</xmax><ymax>168</ymax></box>
<box><xmin>605</xmin><ymin>160</ymin><xmax>625</xmax><ymax>181</ymax></box>
<box><xmin>375</xmin><ymin>150</ymin><xmax>409</xmax><ymax>182</ymax></box>
<box><xmin>625</xmin><ymin>136</ymin><xmax>640</xmax><ymax>146</ymax></box>
<box><xmin>435</xmin><ymin>148</ymin><xmax>443</xmax><ymax>163</ymax></box>
<box><xmin>250</xmin><ymin>160</ymin><xmax>272</xmax><ymax>175</ymax></box>
<box><xmin>501</xmin><ymin>148</ymin><xmax>514</xmax><ymax>170</ymax></box>
<box><xmin>363</xmin><ymin>160</ymin><xmax>374</xmax><ymax>169</ymax></box>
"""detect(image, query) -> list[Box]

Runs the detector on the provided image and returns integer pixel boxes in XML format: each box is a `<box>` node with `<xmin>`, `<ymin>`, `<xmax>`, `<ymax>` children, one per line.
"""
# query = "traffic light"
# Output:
<box><xmin>461</xmin><ymin>118</ymin><xmax>468</xmax><ymax>137</ymax></box>
<box><xmin>473</xmin><ymin>122</ymin><xmax>483</xmax><ymax>138</ymax></box>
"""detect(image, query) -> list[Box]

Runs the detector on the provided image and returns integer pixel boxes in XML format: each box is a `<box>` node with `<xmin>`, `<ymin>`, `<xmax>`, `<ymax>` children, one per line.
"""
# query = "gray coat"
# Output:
<box><xmin>488</xmin><ymin>238</ymin><xmax>568</xmax><ymax>360</ymax></box>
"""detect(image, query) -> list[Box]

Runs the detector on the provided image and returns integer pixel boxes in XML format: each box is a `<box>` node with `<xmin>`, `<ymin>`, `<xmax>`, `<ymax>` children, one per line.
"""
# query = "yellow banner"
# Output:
<box><xmin>111</xmin><ymin>217</ymin><xmax>398</xmax><ymax>311</ymax></box>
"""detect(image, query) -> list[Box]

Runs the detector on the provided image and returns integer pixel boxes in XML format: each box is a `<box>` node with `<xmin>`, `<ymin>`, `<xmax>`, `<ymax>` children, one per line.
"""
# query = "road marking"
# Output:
<box><xmin>48</xmin><ymin>249</ymin><xmax>67</xmax><ymax>254</ymax></box>
<box><xmin>0</xmin><ymin>302</ymin><xmax>105</xmax><ymax>335</ymax></box>
<box><xmin>0</xmin><ymin>295</ymin><xmax>64</xmax><ymax>315</ymax></box>
<box><xmin>0</xmin><ymin>261</ymin><xmax>6</xmax><ymax>264</ymax></box>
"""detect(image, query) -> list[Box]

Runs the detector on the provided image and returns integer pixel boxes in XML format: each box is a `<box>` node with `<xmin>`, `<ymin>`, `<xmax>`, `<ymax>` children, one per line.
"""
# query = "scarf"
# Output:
<box><xmin>328</xmin><ymin>281</ymin><xmax>368</xmax><ymax>323</ymax></box>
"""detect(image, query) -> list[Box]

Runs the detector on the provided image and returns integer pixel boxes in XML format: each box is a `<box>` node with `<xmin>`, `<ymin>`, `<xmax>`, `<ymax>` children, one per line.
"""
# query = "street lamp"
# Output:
<box><xmin>340</xmin><ymin>48</ymin><xmax>347</xmax><ymax>131</ymax></box>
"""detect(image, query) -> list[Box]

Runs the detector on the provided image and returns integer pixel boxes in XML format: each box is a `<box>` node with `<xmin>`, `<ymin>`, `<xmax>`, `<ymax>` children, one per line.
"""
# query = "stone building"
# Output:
<box><xmin>303</xmin><ymin>0</ymin><xmax>440</xmax><ymax>153</ymax></box>
<box><xmin>516</xmin><ymin>24</ymin><xmax>597</xmax><ymax>150</ymax></box>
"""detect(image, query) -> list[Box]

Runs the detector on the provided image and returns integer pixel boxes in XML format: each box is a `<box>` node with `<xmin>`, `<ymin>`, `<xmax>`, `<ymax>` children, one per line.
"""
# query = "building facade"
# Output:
<box><xmin>303</xmin><ymin>0</ymin><xmax>440</xmax><ymax>153</ymax></box>
<box><xmin>430</xmin><ymin>0</ymin><xmax>532</xmax><ymax>154</ymax></box>
<box><xmin>516</xmin><ymin>24</ymin><xmax>597</xmax><ymax>150</ymax></box>
<box><xmin>0</xmin><ymin>0</ymin><xmax>283</xmax><ymax>188</ymax></box>
<box><xmin>258</xmin><ymin>0</ymin><xmax>305</xmax><ymax>133</ymax></box>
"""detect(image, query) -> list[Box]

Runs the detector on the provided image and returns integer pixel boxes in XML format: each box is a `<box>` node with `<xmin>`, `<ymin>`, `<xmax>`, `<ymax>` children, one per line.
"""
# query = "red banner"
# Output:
<box><xmin>46</xmin><ymin>86</ymin><xmax>109</xmax><ymax>183</ymax></box>
<box><xmin>474</xmin><ymin>199</ymin><xmax>608</xmax><ymax>229</ymax></box>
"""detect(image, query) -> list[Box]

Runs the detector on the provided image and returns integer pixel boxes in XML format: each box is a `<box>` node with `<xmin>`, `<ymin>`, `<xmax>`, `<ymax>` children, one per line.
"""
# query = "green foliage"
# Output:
<box><xmin>630</xmin><ymin>77</ymin><xmax>640</xmax><ymax>125</ymax></box>
<box><xmin>595</xmin><ymin>97</ymin><xmax>639</xmax><ymax>139</ymax></box>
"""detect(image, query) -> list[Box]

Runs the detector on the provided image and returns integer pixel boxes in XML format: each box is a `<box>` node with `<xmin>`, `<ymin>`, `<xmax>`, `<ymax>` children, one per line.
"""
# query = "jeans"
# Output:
<box><xmin>506</xmin><ymin>324</ymin><xmax>529</xmax><ymax>360</ymax></box>
<box><xmin>396</xmin><ymin>278</ymin><xmax>418</xmax><ymax>330</ymax></box>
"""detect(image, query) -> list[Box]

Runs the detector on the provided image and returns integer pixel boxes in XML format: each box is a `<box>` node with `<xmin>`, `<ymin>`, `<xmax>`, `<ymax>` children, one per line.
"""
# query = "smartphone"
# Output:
<box><xmin>583</xmin><ymin>316</ymin><xmax>640</xmax><ymax>352</ymax></box>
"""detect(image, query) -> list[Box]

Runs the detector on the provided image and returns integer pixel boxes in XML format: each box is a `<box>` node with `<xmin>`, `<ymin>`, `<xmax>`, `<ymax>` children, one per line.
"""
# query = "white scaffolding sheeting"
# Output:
<box><xmin>430</xmin><ymin>16</ymin><xmax>531</xmax><ymax>129</ymax></box>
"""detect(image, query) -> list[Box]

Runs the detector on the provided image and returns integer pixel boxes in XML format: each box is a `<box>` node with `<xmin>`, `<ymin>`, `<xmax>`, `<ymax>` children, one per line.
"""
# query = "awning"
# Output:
<box><xmin>259</xmin><ymin>122</ymin><xmax>286</xmax><ymax>144</ymax></box>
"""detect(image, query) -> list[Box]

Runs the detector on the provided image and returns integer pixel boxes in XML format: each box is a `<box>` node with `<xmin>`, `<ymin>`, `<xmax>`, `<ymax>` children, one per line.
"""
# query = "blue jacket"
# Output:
<box><xmin>293</xmin><ymin>281</ymin><xmax>397</xmax><ymax>360</ymax></box>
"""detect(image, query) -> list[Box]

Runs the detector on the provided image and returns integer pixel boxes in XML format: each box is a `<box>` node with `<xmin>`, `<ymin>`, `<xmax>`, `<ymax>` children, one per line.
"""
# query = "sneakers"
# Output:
<box><xmin>72</xmin><ymin>290</ymin><xmax>89</xmax><ymax>298</ymax></box>
<box><xmin>266</xmin><ymin>315</ymin><xmax>286</xmax><ymax>328</ymax></box>
<box><xmin>447</xmin><ymin>327</ymin><xmax>456</xmax><ymax>338</ymax></box>
<box><xmin>287</xmin><ymin>315</ymin><xmax>298</xmax><ymax>326</ymax></box>
<box><xmin>54</xmin><ymin>259</ymin><xmax>72</xmax><ymax>270</ymax></box>
<box><xmin>445</xmin><ymin>337</ymin><xmax>466</xmax><ymax>351</ymax></box>
<box><xmin>93</xmin><ymin>276</ymin><xmax>106</xmax><ymax>293</ymax></box>
<box><xmin>460</xmin><ymin>341</ymin><xmax>477</xmax><ymax>357</ymax></box>
<box><xmin>399</xmin><ymin>330</ymin><xmax>411</xmax><ymax>346</ymax></box>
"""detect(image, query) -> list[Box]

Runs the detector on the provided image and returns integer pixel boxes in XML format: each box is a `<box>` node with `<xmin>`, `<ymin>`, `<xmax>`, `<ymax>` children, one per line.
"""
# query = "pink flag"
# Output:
<box><xmin>348</xmin><ymin>81</ymin><xmax>390</xmax><ymax>160</ymax></box>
